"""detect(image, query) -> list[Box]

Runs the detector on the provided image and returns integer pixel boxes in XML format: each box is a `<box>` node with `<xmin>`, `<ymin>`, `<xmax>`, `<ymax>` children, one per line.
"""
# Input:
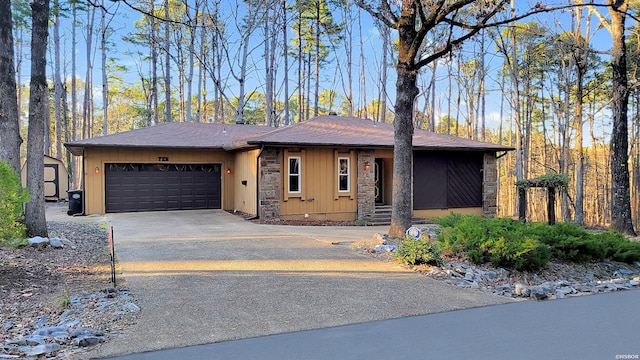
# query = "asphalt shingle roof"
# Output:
<box><xmin>248</xmin><ymin>116</ymin><xmax>514</xmax><ymax>151</ymax></box>
<box><xmin>65</xmin><ymin>116</ymin><xmax>514</xmax><ymax>156</ymax></box>
<box><xmin>64</xmin><ymin>122</ymin><xmax>273</xmax><ymax>155</ymax></box>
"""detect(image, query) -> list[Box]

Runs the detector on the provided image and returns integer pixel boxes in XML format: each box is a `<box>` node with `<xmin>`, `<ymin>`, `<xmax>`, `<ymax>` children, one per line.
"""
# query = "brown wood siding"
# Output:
<box><xmin>280</xmin><ymin>147</ymin><xmax>357</xmax><ymax>220</ymax></box>
<box><xmin>83</xmin><ymin>148</ymin><xmax>233</xmax><ymax>215</ymax></box>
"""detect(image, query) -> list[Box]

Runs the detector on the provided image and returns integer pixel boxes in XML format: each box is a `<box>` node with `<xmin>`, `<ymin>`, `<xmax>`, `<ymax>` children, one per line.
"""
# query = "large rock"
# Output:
<box><xmin>419</xmin><ymin>225</ymin><xmax>441</xmax><ymax>240</ymax></box>
<box><xmin>373</xmin><ymin>244</ymin><xmax>397</xmax><ymax>253</ymax></box>
<box><xmin>28</xmin><ymin>236</ymin><xmax>48</xmax><ymax>247</ymax></box>
<box><xmin>123</xmin><ymin>302</ymin><xmax>141</xmax><ymax>312</ymax></box>
<box><xmin>19</xmin><ymin>344</ymin><xmax>61</xmax><ymax>356</ymax></box>
<box><xmin>70</xmin><ymin>328</ymin><xmax>104</xmax><ymax>338</ymax></box>
<box><xmin>73</xmin><ymin>335</ymin><xmax>107</xmax><ymax>347</ymax></box>
<box><xmin>554</xmin><ymin>286</ymin><xmax>575</xmax><ymax>299</ymax></box>
<box><xmin>530</xmin><ymin>287</ymin><xmax>549</xmax><ymax>301</ymax></box>
<box><xmin>514</xmin><ymin>283</ymin><xmax>530</xmax><ymax>297</ymax></box>
<box><xmin>32</xmin><ymin>326</ymin><xmax>67</xmax><ymax>337</ymax></box>
<box><xmin>49</xmin><ymin>237</ymin><xmax>65</xmax><ymax>248</ymax></box>
<box><xmin>6</xmin><ymin>336</ymin><xmax>46</xmax><ymax>346</ymax></box>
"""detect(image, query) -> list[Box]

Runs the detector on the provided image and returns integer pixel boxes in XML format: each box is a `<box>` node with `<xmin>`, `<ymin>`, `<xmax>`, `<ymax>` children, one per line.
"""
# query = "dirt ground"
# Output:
<box><xmin>0</xmin><ymin>220</ymin><xmax>132</xmax><ymax>358</ymax></box>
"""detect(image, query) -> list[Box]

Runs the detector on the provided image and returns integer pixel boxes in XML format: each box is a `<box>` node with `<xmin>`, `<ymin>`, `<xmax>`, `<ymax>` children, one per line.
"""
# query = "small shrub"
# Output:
<box><xmin>395</xmin><ymin>235</ymin><xmax>443</xmax><ymax>266</ymax></box>
<box><xmin>434</xmin><ymin>213</ymin><xmax>640</xmax><ymax>269</ymax></box>
<box><xmin>485</xmin><ymin>236</ymin><xmax>551</xmax><ymax>271</ymax></box>
<box><xmin>529</xmin><ymin>222</ymin><xmax>606</xmax><ymax>262</ymax></box>
<box><xmin>435</xmin><ymin>214</ymin><xmax>550</xmax><ymax>271</ymax></box>
<box><xmin>0</xmin><ymin>161</ymin><xmax>30</xmax><ymax>246</ymax></box>
<box><xmin>597</xmin><ymin>230</ymin><xmax>640</xmax><ymax>263</ymax></box>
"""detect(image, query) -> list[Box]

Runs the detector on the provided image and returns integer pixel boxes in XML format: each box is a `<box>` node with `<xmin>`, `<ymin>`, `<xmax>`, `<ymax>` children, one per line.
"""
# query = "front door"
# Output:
<box><xmin>375</xmin><ymin>158</ymin><xmax>383</xmax><ymax>204</ymax></box>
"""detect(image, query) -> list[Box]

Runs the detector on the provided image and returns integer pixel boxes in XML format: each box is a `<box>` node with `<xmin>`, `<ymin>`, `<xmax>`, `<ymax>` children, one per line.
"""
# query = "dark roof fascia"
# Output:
<box><xmin>222</xmin><ymin>143</ymin><xmax>263</xmax><ymax>151</ymax></box>
<box><xmin>413</xmin><ymin>145</ymin><xmax>516</xmax><ymax>152</ymax></box>
<box><xmin>247</xmin><ymin>141</ymin><xmax>393</xmax><ymax>149</ymax></box>
<box><xmin>250</xmin><ymin>141</ymin><xmax>515</xmax><ymax>152</ymax></box>
<box><xmin>64</xmin><ymin>143</ymin><xmax>227</xmax><ymax>156</ymax></box>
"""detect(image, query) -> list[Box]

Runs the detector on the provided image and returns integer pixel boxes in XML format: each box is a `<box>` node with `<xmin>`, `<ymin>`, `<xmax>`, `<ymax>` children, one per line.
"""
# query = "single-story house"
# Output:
<box><xmin>64</xmin><ymin>115</ymin><xmax>513</xmax><ymax>221</ymax></box>
<box><xmin>21</xmin><ymin>154</ymin><xmax>69</xmax><ymax>201</ymax></box>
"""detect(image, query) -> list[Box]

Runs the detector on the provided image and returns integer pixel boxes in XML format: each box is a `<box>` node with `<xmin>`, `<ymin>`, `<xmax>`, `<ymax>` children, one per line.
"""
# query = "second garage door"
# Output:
<box><xmin>105</xmin><ymin>163</ymin><xmax>221</xmax><ymax>213</ymax></box>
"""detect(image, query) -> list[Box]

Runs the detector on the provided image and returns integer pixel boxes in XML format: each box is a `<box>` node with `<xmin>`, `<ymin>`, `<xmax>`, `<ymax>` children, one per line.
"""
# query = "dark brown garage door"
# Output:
<box><xmin>105</xmin><ymin>163</ymin><xmax>221</xmax><ymax>213</ymax></box>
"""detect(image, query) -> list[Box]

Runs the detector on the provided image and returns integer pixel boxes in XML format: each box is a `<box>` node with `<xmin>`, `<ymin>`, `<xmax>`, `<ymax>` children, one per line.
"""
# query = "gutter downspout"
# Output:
<box><xmin>81</xmin><ymin>149</ymin><xmax>86</xmax><ymax>215</ymax></box>
<box><xmin>247</xmin><ymin>145</ymin><xmax>265</xmax><ymax>220</ymax></box>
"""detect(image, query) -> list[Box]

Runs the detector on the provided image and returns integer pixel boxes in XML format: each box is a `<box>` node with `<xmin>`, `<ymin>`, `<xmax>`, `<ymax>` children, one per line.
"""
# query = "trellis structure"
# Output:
<box><xmin>516</xmin><ymin>173</ymin><xmax>569</xmax><ymax>225</ymax></box>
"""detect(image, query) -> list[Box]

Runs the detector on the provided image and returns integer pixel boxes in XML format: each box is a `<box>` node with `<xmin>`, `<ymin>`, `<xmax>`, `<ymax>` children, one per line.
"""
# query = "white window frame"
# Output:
<box><xmin>288</xmin><ymin>156</ymin><xmax>302</xmax><ymax>194</ymax></box>
<box><xmin>338</xmin><ymin>157</ymin><xmax>350</xmax><ymax>192</ymax></box>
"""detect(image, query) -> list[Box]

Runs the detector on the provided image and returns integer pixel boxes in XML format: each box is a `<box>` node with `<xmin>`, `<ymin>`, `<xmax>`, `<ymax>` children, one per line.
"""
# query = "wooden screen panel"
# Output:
<box><xmin>447</xmin><ymin>153</ymin><xmax>483</xmax><ymax>208</ymax></box>
<box><xmin>413</xmin><ymin>155</ymin><xmax>448</xmax><ymax>209</ymax></box>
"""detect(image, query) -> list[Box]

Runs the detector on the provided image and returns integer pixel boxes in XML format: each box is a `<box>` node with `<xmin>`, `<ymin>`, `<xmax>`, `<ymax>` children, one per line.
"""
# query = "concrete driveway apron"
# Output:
<box><xmin>88</xmin><ymin>210</ymin><xmax>512</xmax><ymax>358</ymax></box>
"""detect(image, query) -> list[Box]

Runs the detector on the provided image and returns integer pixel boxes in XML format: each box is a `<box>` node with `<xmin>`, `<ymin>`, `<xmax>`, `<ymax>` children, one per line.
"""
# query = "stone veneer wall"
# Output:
<box><xmin>357</xmin><ymin>150</ymin><xmax>376</xmax><ymax>221</ymax></box>
<box><xmin>259</xmin><ymin>148</ymin><xmax>281</xmax><ymax>219</ymax></box>
<box><xmin>482</xmin><ymin>152</ymin><xmax>498</xmax><ymax>216</ymax></box>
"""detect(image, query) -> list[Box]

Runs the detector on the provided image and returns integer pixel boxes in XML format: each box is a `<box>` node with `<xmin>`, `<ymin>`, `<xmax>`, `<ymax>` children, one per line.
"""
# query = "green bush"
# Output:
<box><xmin>435</xmin><ymin>214</ymin><xmax>550</xmax><ymax>271</ymax></box>
<box><xmin>0</xmin><ymin>161</ymin><xmax>30</xmax><ymax>246</ymax></box>
<box><xmin>434</xmin><ymin>213</ymin><xmax>640</xmax><ymax>269</ymax></box>
<box><xmin>597</xmin><ymin>230</ymin><xmax>640</xmax><ymax>263</ymax></box>
<box><xmin>528</xmin><ymin>222</ymin><xmax>606</xmax><ymax>262</ymax></box>
<box><xmin>484</xmin><ymin>236</ymin><xmax>551</xmax><ymax>271</ymax></box>
<box><xmin>395</xmin><ymin>235</ymin><xmax>444</xmax><ymax>266</ymax></box>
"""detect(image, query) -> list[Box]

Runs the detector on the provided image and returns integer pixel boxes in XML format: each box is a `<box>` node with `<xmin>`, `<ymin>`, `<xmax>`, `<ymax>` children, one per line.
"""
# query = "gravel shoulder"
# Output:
<box><xmin>1</xmin><ymin>205</ymin><xmax>139</xmax><ymax>359</ymax></box>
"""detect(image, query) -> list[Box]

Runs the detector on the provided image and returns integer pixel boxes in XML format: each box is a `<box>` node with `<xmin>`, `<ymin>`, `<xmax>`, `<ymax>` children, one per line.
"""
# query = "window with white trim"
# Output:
<box><xmin>288</xmin><ymin>157</ymin><xmax>301</xmax><ymax>193</ymax></box>
<box><xmin>338</xmin><ymin>157</ymin><xmax>350</xmax><ymax>192</ymax></box>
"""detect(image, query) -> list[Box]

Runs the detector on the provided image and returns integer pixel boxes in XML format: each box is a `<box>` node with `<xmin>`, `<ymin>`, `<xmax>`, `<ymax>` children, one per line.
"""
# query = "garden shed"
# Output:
<box><xmin>21</xmin><ymin>154</ymin><xmax>69</xmax><ymax>201</ymax></box>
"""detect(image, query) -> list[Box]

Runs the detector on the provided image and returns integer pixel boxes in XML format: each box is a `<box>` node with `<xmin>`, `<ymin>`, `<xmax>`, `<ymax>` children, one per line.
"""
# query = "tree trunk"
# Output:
<box><xmin>264</xmin><ymin>0</ymin><xmax>273</xmax><ymax>126</ymax></box>
<box><xmin>574</xmin><ymin>58</ymin><xmax>585</xmax><ymax>225</ymax></box>
<box><xmin>343</xmin><ymin>1</ymin><xmax>353</xmax><ymax>117</ymax></box>
<box><xmin>25</xmin><ymin>0</ymin><xmax>50</xmax><ymax>238</ymax></box>
<box><xmin>164</xmin><ymin>0</ymin><xmax>171</xmax><ymax>122</ymax></box>
<box><xmin>389</xmin><ymin>65</ymin><xmax>417</xmax><ymax>237</ymax></box>
<box><xmin>196</xmin><ymin>14</ymin><xmax>204</xmax><ymax>123</ymax></box>
<box><xmin>379</xmin><ymin>22</ymin><xmax>389</xmax><ymax>123</ymax></box>
<box><xmin>388</xmin><ymin>0</ymin><xmax>419</xmax><ymax>238</ymax></box>
<box><xmin>151</xmin><ymin>2</ymin><xmax>159</xmax><ymax>125</ymax></box>
<box><xmin>185</xmin><ymin>0</ymin><xmax>197</xmax><ymax>122</ymax></box>
<box><xmin>479</xmin><ymin>29</ymin><xmax>486</xmax><ymax>141</ymax></box>
<box><xmin>71</xmin><ymin>1</ymin><xmax>79</xmax><ymax>188</ymax></box>
<box><xmin>0</xmin><ymin>0</ymin><xmax>22</xmax><ymax>173</ymax></box>
<box><xmin>282</xmin><ymin>0</ymin><xmax>290</xmax><ymax>126</ymax></box>
<box><xmin>297</xmin><ymin>10</ymin><xmax>303</xmax><ymax>122</ymax></box>
<box><xmin>83</xmin><ymin>6</ymin><xmax>95</xmax><ymax>139</ymax></box>
<box><xmin>609</xmin><ymin>1</ymin><xmax>636</xmax><ymax>235</ymax></box>
<box><xmin>101</xmin><ymin>2</ymin><xmax>108</xmax><ymax>135</ymax></box>
<box><xmin>357</xmin><ymin>10</ymin><xmax>367</xmax><ymax>119</ymax></box>
<box><xmin>53</xmin><ymin>0</ymin><xmax>63</xmax><ymax>157</ymax></box>
<box><xmin>236</xmin><ymin>31</ymin><xmax>250</xmax><ymax>124</ymax></box>
<box><xmin>313</xmin><ymin>0</ymin><xmax>320</xmax><ymax>117</ymax></box>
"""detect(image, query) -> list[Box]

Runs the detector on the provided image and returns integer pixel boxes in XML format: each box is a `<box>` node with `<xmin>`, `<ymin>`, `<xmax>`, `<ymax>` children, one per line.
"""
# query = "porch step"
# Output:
<box><xmin>364</xmin><ymin>205</ymin><xmax>427</xmax><ymax>226</ymax></box>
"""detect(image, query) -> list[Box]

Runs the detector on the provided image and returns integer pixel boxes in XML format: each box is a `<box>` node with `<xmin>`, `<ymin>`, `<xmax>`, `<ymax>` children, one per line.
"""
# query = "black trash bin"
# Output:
<box><xmin>67</xmin><ymin>190</ymin><xmax>83</xmax><ymax>216</ymax></box>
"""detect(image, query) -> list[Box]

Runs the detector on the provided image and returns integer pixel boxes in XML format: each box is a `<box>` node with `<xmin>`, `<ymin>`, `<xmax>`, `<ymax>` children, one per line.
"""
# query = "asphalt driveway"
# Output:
<box><xmin>86</xmin><ymin>210</ymin><xmax>512</xmax><ymax>358</ymax></box>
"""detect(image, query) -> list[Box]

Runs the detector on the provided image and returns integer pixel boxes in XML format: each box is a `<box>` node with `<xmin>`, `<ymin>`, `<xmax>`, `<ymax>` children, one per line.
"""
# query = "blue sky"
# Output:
<box><xmin>15</xmin><ymin>0</ymin><xmax>629</xmax><ymax>134</ymax></box>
